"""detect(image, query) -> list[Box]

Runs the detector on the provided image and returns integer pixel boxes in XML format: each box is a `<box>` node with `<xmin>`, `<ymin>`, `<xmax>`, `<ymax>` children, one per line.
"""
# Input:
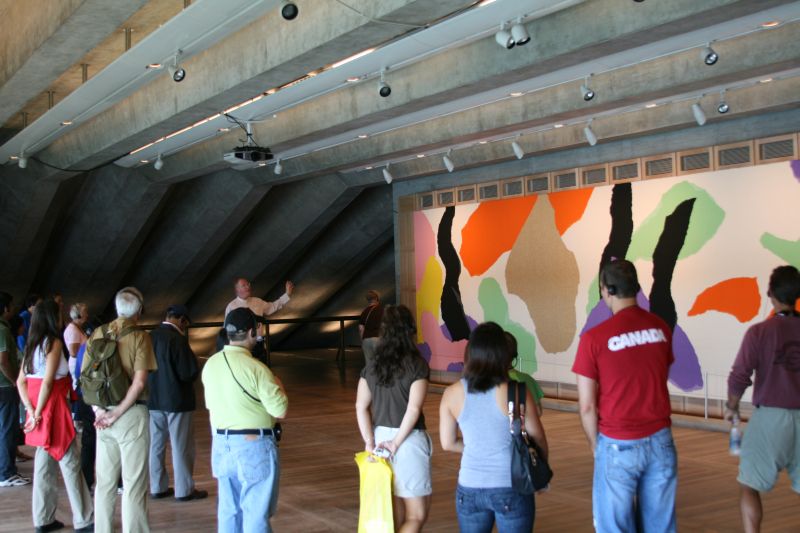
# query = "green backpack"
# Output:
<box><xmin>79</xmin><ymin>324</ymin><xmax>135</xmax><ymax>408</ymax></box>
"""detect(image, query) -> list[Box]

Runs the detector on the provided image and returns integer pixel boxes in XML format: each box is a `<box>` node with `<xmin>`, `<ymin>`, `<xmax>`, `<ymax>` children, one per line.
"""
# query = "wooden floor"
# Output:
<box><xmin>1</xmin><ymin>349</ymin><xmax>798</xmax><ymax>532</ymax></box>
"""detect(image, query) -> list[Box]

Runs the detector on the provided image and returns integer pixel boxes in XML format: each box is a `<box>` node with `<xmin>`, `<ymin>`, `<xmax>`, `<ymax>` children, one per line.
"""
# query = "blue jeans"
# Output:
<box><xmin>0</xmin><ymin>387</ymin><xmax>20</xmax><ymax>481</ymax></box>
<box><xmin>212</xmin><ymin>432</ymin><xmax>280</xmax><ymax>533</ymax></box>
<box><xmin>593</xmin><ymin>427</ymin><xmax>677</xmax><ymax>533</ymax></box>
<box><xmin>455</xmin><ymin>484</ymin><xmax>534</xmax><ymax>533</ymax></box>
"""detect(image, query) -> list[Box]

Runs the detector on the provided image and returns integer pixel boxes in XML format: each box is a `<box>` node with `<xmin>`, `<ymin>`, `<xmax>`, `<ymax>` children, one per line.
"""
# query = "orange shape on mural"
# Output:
<box><xmin>548</xmin><ymin>187</ymin><xmax>594</xmax><ymax>236</ymax></box>
<box><xmin>460</xmin><ymin>196</ymin><xmax>537</xmax><ymax>276</ymax></box>
<box><xmin>688</xmin><ymin>277</ymin><xmax>761</xmax><ymax>323</ymax></box>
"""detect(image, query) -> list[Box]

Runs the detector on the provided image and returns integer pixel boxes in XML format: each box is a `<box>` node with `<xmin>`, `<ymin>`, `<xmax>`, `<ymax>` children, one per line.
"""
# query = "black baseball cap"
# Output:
<box><xmin>166</xmin><ymin>304</ymin><xmax>191</xmax><ymax>322</ymax></box>
<box><xmin>224</xmin><ymin>307</ymin><xmax>257</xmax><ymax>335</ymax></box>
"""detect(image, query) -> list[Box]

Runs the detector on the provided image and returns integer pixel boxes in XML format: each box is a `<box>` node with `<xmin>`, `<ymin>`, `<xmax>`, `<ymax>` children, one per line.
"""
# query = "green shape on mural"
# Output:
<box><xmin>478</xmin><ymin>278</ymin><xmax>537</xmax><ymax>373</ymax></box>
<box><xmin>628</xmin><ymin>181</ymin><xmax>725</xmax><ymax>262</ymax></box>
<box><xmin>761</xmin><ymin>233</ymin><xmax>800</xmax><ymax>267</ymax></box>
<box><xmin>586</xmin><ymin>273</ymin><xmax>600</xmax><ymax>315</ymax></box>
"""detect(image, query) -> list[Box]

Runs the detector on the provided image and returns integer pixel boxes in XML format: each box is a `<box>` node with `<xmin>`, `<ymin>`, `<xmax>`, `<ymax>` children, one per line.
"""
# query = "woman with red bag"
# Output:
<box><xmin>17</xmin><ymin>299</ymin><xmax>93</xmax><ymax>533</ymax></box>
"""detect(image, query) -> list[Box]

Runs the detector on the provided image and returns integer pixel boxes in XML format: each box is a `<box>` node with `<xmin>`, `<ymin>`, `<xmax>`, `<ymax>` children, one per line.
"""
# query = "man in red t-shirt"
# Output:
<box><xmin>572</xmin><ymin>259</ymin><xmax>676</xmax><ymax>533</ymax></box>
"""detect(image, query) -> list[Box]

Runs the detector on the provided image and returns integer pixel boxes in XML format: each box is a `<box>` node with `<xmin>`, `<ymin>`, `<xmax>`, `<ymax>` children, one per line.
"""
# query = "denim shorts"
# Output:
<box><xmin>374</xmin><ymin>426</ymin><xmax>432</xmax><ymax>498</ymax></box>
<box><xmin>455</xmin><ymin>484</ymin><xmax>534</xmax><ymax>533</ymax></box>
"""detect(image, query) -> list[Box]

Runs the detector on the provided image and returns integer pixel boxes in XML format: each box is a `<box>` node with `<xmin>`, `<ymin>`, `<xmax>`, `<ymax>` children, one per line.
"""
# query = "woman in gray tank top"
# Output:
<box><xmin>439</xmin><ymin>322</ymin><xmax>548</xmax><ymax>532</ymax></box>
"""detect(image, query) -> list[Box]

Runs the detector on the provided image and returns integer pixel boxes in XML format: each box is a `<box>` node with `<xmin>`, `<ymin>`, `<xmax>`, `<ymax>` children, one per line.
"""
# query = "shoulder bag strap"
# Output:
<box><xmin>223</xmin><ymin>350</ymin><xmax>261</xmax><ymax>404</ymax></box>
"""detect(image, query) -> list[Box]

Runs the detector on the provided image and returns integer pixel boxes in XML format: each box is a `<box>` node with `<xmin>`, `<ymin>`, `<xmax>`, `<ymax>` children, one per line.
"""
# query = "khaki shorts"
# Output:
<box><xmin>738</xmin><ymin>406</ymin><xmax>800</xmax><ymax>493</ymax></box>
<box><xmin>374</xmin><ymin>426</ymin><xmax>432</xmax><ymax>498</ymax></box>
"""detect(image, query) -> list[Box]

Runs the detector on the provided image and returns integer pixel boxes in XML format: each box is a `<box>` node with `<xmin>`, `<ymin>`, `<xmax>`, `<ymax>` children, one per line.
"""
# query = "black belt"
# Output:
<box><xmin>216</xmin><ymin>428</ymin><xmax>274</xmax><ymax>436</ymax></box>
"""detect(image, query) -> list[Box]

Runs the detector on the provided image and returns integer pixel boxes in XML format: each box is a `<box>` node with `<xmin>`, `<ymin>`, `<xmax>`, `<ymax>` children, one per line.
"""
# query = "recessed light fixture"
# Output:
<box><xmin>717</xmin><ymin>90</ymin><xmax>729</xmax><ymax>114</ymax></box>
<box><xmin>443</xmin><ymin>150</ymin><xmax>455</xmax><ymax>172</ymax></box>
<box><xmin>645</xmin><ymin>103</ymin><xmax>658</xmax><ymax>108</ymax></box>
<box><xmin>218</xmin><ymin>127</ymin><xmax>230</xmax><ymax>132</ymax></box>
<box><xmin>9</xmin><ymin>155</ymin><xmax>18</xmax><ymax>160</ymax></box>
<box><xmin>146</xmin><ymin>63</ymin><xmax>162</xmax><ymax>69</ymax></box>
<box><xmin>416</xmin><ymin>154</ymin><xmax>425</xmax><ymax>158</ymax></box>
<box><xmin>346</xmin><ymin>77</ymin><xmax>360</xmax><ymax>82</ymax></box>
<box><xmin>509</xmin><ymin>91</ymin><xmax>524</xmax><ymax>97</ymax></box>
<box><xmin>60</xmin><ymin>120</ymin><xmax>73</xmax><ymax>126</ymax></box>
<box><xmin>365</xmin><ymin>166</ymin><xmax>373</xmax><ymax>170</ymax></box>
<box><xmin>479</xmin><ymin>140</ymin><xmax>488</xmax><ymax>144</ymax></box>
<box><xmin>554</xmin><ymin>124</ymin><xmax>564</xmax><ymax>128</ymax></box>
<box><xmin>258</xmin><ymin>162</ymin><xmax>267</xmax><ymax>167</ymax></box>
<box><xmin>140</xmin><ymin>159</ymin><xmax>149</xmax><ymax>164</ymax></box>
<box><xmin>759</xmin><ymin>78</ymin><xmax>773</xmax><ymax>83</ymax></box>
<box><xmin>701</xmin><ymin>43</ymin><xmax>718</xmax><ymax>65</ymax></box>
<box><xmin>358</xmin><ymin>134</ymin><xmax>368</xmax><ymax>139</ymax></box>
<box><xmin>761</xmin><ymin>20</ymin><xmax>781</xmax><ymax>28</ymax></box>
<box><xmin>581</xmin><ymin>75</ymin><xmax>595</xmax><ymax>101</ymax></box>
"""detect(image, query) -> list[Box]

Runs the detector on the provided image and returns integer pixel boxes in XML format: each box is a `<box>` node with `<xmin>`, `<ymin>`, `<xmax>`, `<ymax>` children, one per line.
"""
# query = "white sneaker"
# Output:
<box><xmin>0</xmin><ymin>474</ymin><xmax>31</xmax><ymax>487</ymax></box>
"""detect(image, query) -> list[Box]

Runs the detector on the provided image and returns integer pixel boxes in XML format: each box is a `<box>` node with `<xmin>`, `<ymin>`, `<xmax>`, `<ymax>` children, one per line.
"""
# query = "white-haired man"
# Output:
<box><xmin>83</xmin><ymin>287</ymin><xmax>157</xmax><ymax>533</ymax></box>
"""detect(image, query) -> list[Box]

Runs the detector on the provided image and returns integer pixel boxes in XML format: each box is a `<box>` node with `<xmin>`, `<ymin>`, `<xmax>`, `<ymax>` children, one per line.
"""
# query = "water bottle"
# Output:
<box><xmin>729</xmin><ymin>417</ymin><xmax>742</xmax><ymax>456</ymax></box>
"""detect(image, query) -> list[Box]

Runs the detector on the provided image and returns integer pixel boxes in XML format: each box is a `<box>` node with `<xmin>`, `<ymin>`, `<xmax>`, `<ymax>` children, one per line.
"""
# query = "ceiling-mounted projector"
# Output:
<box><xmin>223</xmin><ymin>145</ymin><xmax>274</xmax><ymax>167</ymax></box>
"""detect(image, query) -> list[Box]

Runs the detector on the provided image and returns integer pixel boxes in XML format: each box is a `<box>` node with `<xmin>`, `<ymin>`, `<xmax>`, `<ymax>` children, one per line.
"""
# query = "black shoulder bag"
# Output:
<box><xmin>223</xmin><ymin>350</ymin><xmax>282</xmax><ymax>442</ymax></box>
<box><xmin>508</xmin><ymin>381</ymin><xmax>552</xmax><ymax>493</ymax></box>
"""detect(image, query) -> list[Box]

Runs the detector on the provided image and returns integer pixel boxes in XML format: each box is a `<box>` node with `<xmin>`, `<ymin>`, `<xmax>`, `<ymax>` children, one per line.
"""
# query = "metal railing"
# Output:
<box><xmin>146</xmin><ymin>315</ymin><xmax>362</xmax><ymax>367</ymax></box>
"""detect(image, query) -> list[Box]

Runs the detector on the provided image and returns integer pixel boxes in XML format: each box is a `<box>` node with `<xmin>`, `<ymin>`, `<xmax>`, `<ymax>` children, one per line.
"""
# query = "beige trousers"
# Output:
<box><xmin>95</xmin><ymin>404</ymin><xmax>150</xmax><ymax>533</ymax></box>
<box><xmin>33</xmin><ymin>439</ymin><xmax>94</xmax><ymax>529</ymax></box>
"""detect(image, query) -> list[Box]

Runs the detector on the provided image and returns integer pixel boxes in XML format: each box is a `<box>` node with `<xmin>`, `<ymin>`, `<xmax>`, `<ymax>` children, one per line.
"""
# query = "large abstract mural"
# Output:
<box><xmin>412</xmin><ymin>160</ymin><xmax>800</xmax><ymax>399</ymax></box>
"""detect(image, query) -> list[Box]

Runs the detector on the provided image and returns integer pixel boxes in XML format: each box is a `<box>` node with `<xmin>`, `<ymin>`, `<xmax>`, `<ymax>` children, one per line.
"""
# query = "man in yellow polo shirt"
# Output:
<box><xmin>203</xmin><ymin>307</ymin><xmax>288</xmax><ymax>533</ymax></box>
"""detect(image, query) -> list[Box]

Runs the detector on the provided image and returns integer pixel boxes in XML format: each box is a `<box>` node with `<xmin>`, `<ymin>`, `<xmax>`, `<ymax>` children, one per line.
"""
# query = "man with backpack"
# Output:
<box><xmin>81</xmin><ymin>287</ymin><xmax>157</xmax><ymax>533</ymax></box>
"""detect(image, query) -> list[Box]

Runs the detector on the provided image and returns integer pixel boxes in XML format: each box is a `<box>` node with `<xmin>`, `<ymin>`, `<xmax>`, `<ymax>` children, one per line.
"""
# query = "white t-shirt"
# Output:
<box><xmin>27</xmin><ymin>340</ymin><xmax>69</xmax><ymax>378</ymax></box>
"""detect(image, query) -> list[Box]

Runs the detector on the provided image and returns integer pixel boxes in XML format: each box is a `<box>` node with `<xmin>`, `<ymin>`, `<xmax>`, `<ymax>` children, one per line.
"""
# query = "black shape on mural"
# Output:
<box><xmin>598</xmin><ymin>183</ymin><xmax>634</xmax><ymax>295</ymax></box>
<box><xmin>437</xmin><ymin>206</ymin><xmax>471</xmax><ymax>341</ymax></box>
<box><xmin>650</xmin><ymin>198</ymin><xmax>695</xmax><ymax>331</ymax></box>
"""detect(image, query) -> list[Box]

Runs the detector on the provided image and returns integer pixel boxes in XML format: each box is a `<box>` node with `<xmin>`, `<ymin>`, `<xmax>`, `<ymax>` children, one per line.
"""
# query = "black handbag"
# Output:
<box><xmin>508</xmin><ymin>381</ymin><xmax>552</xmax><ymax>493</ymax></box>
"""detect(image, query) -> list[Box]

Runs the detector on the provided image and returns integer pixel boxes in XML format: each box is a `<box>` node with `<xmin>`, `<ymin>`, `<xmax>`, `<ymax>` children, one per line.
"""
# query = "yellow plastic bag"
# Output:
<box><xmin>355</xmin><ymin>451</ymin><xmax>394</xmax><ymax>533</ymax></box>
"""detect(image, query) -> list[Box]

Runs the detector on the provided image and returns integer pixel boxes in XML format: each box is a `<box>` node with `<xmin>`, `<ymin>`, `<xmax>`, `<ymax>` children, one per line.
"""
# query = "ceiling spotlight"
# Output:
<box><xmin>18</xmin><ymin>155</ymin><xmax>27</xmax><ymax>169</ymax></box>
<box><xmin>383</xmin><ymin>165</ymin><xmax>393</xmax><ymax>184</ymax></box>
<box><xmin>274</xmin><ymin>159</ymin><xmax>283</xmax><ymax>175</ymax></box>
<box><xmin>281</xmin><ymin>2</ymin><xmax>298</xmax><ymax>20</ymax></box>
<box><xmin>495</xmin><ymin>23</ymin><xmax>515</xmax><ymax>49</ymax></box>
<box><xmin>584</xmin><ymin>121</ymin><xmax>598</xmax><ymax>146</ymax></box>
<box><xmin>580</xmin><ymin>75</ymin><xmax>595</xmax><ymax>101</ymax></box>
<box><xmin>153</xmin><ymin>154</ymin><xmax>164</xmax><ymax>170</ymax></box>
<box><xmin>717</xmin><ymin>91</ymin><xmax>729</xmax><ymax>114</ymax></box>
<box><xmin>378</xmin><ymin>69</ymin><xmax>391</xmax><ymax>97</ymax></box>
<box><xmin>511</xmin><ymin>140</ymin><xmax>524</xmax><ymax>160</ymax></box>
<box><xmin>443</xmin><ymin>150</ymin><xmax>455</xmax><ymax>173</ymax></box>
<box><xmin>691</xmin><ymin>102</ymin><xmax>706</xmax><ymax>126</ymax></box>
<box><xmin>701</xmin><ymin>43</ymin><xmax>718</xmax><ymax>66</ymax></box>
<box><xmin>168</xmin><ymin>51</ymin><xmax>186</xmax><ymax>82</ymax></box>
<box><xmin>510</xmin><ymin>18</ymin><xmax>530</xmax><ymax>46</ymax></box>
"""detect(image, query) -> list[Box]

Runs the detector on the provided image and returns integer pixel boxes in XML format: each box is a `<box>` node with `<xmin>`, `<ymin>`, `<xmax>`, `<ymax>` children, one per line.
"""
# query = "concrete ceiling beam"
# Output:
<box><xmin>35</xmin><ymin>0</ymin><xmax>475</xmax><ymax>172</ymax></box>
<box><xmin>141</xmin><ymin>0</ymin><xmax>796</xmax><ymax>183</ymax></box>
<box><xmin>0</xmin><ymin>0</ymin><xmax>149</xmax><ymax>124</ymax></box>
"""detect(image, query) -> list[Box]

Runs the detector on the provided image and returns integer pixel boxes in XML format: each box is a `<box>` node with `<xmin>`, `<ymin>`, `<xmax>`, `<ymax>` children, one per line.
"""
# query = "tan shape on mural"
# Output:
<box><xmin>507</xmin><ymin>195</ymin><xmax>580</xmax><ymax>353</ymax></box>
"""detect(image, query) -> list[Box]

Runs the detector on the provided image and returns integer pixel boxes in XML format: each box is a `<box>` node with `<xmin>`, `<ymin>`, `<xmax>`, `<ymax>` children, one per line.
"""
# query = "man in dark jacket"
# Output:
<box><xmin>147</xmin><ymin>304</ymin><xmax>207</xmax><ymax>501</ymax></box>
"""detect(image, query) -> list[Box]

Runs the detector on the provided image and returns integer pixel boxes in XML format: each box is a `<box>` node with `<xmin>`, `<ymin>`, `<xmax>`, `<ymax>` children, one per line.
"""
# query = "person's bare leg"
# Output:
<box><xmin>398</xmin><ymin>495</ymin><xmax>431</xmax><ymax>533</ymax></box>
<box><xmin>392</xmin><ymin>496</ymin><xmax>405</xmax><ymax>532</ymax></box>
<box><xmin>740</xmin><ymin>484</ymin><xmax>762</xmax><ymax>533</ymax></box>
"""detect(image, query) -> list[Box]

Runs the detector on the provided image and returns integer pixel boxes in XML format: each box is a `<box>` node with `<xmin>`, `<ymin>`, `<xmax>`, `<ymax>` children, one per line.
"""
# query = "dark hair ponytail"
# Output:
<box><xmin>23</xmin><ymin>299</ymin><xmax>63</xmax><ymax>375</ymax></box>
